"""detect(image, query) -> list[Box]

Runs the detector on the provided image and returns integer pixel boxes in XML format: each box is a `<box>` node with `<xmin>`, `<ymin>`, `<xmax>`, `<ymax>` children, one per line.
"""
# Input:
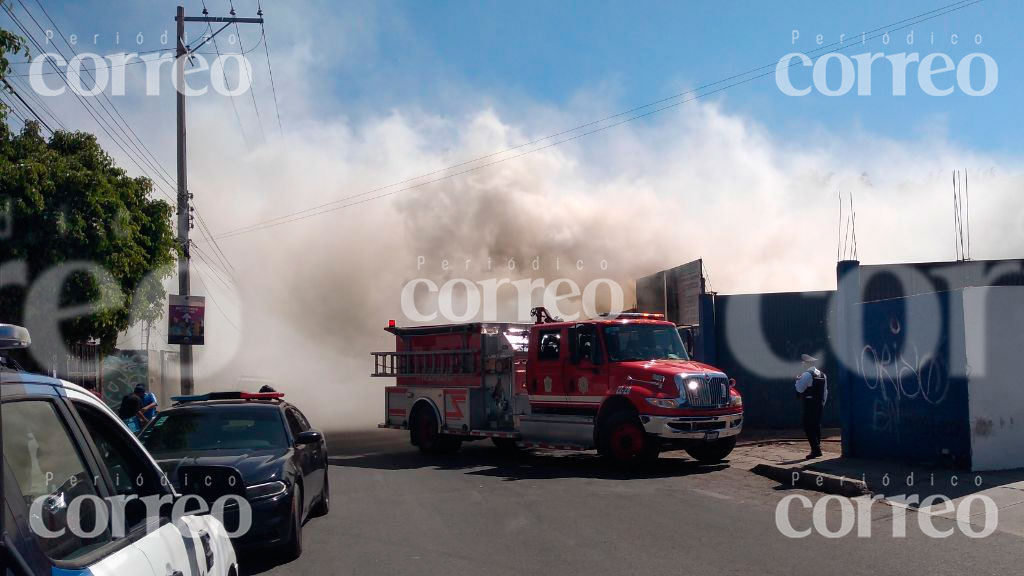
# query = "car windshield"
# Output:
<box><xmin>603</xmin><ymin>324</ymin><xmax>690</xmax><ymax>362</ymax></box>
<box><xmin>139</xmin><ymin>407</ymin><xmax>289</xmax><ymax>454</ymax></box>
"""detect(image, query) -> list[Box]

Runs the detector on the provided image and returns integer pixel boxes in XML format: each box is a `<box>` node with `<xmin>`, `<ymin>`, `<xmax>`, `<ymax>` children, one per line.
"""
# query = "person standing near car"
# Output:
<box><xmin>118</xmin><ymin>389</ymin><xmax>144</xmax><ymax>433</ymax></box>
<box><xmin>135</xmin><ymin>383</ymin><xmax>159</xmax><ymax>422</ymax></box>
<box><xmin>795</xmin><ymin>353</ymin><xmax>828</xmax><ymax>459</ymax></box>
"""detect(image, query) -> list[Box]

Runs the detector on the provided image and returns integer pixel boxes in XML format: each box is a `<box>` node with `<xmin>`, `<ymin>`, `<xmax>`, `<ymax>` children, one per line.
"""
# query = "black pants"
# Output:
<box><xmin>802</xmin><ymin>398</ymin><xmax>823</xmax><ymax>453</ymax></box>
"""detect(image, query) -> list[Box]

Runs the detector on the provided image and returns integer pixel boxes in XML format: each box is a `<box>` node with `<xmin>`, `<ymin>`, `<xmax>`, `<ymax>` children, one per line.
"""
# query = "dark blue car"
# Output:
<box><xmin>138</xmin><ymin>392</ymin><xmax>330</xmax><ymax>560</ymax></box>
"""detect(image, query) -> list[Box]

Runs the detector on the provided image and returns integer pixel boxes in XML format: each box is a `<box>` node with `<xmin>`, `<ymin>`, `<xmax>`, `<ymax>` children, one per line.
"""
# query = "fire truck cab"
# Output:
<box><xmin>374</xmin><ymin>308</ymin><xmax>743</xmax><ymax>466</ymax></box>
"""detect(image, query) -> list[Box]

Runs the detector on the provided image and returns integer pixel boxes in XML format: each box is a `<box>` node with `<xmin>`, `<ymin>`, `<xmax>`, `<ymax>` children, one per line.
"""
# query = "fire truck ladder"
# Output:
<box><xmin>371</xmin><ymin>349</ymin><xmax>478</xmax><ymax>377</ymax></box>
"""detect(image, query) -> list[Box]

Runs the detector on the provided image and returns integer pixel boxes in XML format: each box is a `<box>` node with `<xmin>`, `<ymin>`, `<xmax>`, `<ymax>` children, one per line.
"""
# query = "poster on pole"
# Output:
<box><xmin>168</xmin><ymin>295</ymin><xmax>205</xmax><ymax>345</ymax></box>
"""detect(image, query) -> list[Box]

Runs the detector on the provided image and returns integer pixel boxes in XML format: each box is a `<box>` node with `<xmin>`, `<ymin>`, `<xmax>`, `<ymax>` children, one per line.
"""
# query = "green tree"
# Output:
<box><xmin>1</xmin><ymin>5</ymin><xmax>26</xmax><ymax>120</ymax></box>
<box><xmin>1</xmin><ymin>23</ymin><xmax>178</xmax><ymax>364</ymax></box>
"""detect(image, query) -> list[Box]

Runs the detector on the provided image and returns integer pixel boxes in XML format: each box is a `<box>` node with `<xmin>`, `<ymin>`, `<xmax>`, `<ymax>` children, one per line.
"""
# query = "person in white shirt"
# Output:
<box><xmin>795</xmin><ymin>353</ymin><xmax>828</xmax><ymax>459</ymax></box>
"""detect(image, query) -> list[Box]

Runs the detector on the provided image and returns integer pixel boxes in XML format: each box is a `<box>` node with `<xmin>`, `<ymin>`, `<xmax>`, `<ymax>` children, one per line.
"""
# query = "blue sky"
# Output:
<box><xmin>6</xmin><ymin>0</ymin><xmax>1016</xmax><ymax>152</ymax></box>
<box><xmin>384</xmin><ymin>0</ymin><xmax>1015</xmax><ymax>150</ymax></box>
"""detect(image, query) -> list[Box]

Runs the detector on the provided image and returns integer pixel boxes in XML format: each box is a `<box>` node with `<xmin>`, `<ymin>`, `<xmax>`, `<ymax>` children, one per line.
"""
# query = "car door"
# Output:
<box><xmin>66</xmin><ymin>395</ymin><xmax>233</xmax><ymax>576</ymax></box>
<box><xmin>528</xmin><ymin>327</ymin><xmax>568</xmax><ymax>408</ymax></box>
<box><xmin>284</xmin><ymin>407</ymin><xmax>317</xmax><ymax>513</ymax></box>
<box><xmin>292</xmin><ymin>407</ymin><xmax>326</xmax><ymax>494</ymax></box>
<box><xmin>1</xmin><ymin>392</ymin><xmax>159</xmax><ymax>576</ymax></box>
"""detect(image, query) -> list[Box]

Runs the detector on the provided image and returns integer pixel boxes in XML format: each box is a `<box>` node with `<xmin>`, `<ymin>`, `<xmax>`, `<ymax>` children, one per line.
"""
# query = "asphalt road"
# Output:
<box><xmin>243</xmin><ymin>429</ymin><xmax>1020</xmax><ymax>576</ymax></box>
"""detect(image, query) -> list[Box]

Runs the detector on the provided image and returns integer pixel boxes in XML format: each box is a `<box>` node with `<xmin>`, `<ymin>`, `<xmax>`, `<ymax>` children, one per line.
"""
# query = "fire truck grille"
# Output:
<box><xmin>683</xmin><ymin>376</ymin><xmax>729</xmax><ymax>408</ymax></box>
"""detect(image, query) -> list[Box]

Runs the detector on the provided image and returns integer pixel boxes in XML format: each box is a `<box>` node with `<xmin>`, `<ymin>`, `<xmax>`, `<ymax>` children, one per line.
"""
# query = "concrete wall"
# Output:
<box><xmin>964</xmin><ymin>287</ymin><xmax>1024</xmax><ymax>471</ymax></box>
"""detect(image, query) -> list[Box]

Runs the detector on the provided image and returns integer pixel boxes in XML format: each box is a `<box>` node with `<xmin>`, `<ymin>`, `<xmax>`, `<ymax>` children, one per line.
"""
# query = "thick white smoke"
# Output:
<box><xmin>160</xmin><ymin>100</ymin><xmax>1024</xmax><ymax>431</ymax></box>
<box><xmin>89</xmin><ymin>2</ymin><xmax>1024</xmax><ymax>430</ymax></box>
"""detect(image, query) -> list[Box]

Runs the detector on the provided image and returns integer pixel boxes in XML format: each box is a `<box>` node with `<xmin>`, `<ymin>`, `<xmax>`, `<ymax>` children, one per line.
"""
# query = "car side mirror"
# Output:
<box><xmin>295</xmin><ymin>430</ymin><xmax>323</xmax><ymax>446</ymax></box>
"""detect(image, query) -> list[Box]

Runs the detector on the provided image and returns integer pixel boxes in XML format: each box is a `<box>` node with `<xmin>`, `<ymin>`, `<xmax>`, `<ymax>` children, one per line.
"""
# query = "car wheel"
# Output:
<box><xmin>685</xmin><ymin>437</ymin><xmax>737</xmax><ymax>464</ymax></box>
<box><xmin>284</xmin><ymin>484</ymin><xmax>303</xmax><ymax>560</ymax></box>
<box><xmin>311</xmin><ymin>472</ymin><xmax>330</xmax><ymax>517</ymax></box>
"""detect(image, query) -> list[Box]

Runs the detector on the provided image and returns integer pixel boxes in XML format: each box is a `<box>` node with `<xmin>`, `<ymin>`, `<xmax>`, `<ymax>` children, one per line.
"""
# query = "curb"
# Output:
<box><xmin>736</xmin><ymin>438</ymin><xmax>841</xmax><ymax>448</ymax></box>
<box><xmin>752</xmin><ymin>463</ymin><xmax>871</xmax><ymax>498</ymax></box>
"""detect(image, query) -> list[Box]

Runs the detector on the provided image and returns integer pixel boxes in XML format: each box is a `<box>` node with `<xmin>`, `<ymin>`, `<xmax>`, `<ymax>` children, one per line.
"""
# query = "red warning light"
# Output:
<box><xmin>388</xmin><ymin>319</ymin><xmax>396</xmax><ymax>328</ymax></box>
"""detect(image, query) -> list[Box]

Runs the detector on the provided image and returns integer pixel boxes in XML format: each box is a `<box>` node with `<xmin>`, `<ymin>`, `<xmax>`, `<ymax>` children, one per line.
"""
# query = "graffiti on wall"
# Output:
<box><xmin>858</xmin><ymin>342</ymin><xmax>950</xmax><ymax>438</ymax></box>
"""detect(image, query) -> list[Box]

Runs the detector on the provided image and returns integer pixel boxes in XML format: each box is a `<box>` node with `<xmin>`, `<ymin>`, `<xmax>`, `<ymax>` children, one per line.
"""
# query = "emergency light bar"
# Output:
<box><xmin>171</xmin><ymin>391</ymin><xmax>286</xmax><ymax>403</ymax></box>
<box><xmin>602</xmin><ymin>312</ymin><xmax>666</xmax><ymax>320</ymax></box>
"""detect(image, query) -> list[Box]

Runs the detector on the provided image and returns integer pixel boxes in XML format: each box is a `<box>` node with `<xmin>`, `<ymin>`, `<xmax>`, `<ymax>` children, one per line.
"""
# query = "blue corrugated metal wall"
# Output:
<box><xmin>845</xmin><ymin>291</ymin><xmax>971</xmax><ymax>467</ymax></box>
<box><xmin>711</xmin><ymin>291</ymin><xmax>838</xmax><ymax>430</ymax></box>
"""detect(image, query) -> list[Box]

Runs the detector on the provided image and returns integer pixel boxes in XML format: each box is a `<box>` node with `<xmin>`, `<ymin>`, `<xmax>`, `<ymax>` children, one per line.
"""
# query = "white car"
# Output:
<box><xmin>2</xmin><ymin>324</ymin><xmax>239</xmax><ymax>576</ymax></box>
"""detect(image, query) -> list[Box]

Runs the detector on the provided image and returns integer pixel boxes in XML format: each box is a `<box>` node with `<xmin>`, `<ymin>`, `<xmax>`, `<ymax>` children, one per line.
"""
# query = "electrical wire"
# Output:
<box><xmin>214</xmin><ymin>0</ymin><xmax>984</xmax><ymax>240</ymax></box>
<box><xmin>28</xmin><ymin>0</ymin><xmax>180</xmax><ymax>194</ymax></box>
<box><xmin>191</xmin><ymin>262</ymin><xmax>241</xmax><ymax>333</ymax></box>
<box><xmin>258</xmin><ymin>0</ymin><xmax>283</xmax><ymax>137</ymax></box>
<box><xmin>7</xmin><ymin>40</ymin><xmax>266</xmax><ymax>78</ymax></box>
<box><xmin>0</xmin><ymin>90</ymin><xmax>30</xmax><ymax>126</ymax></box>
<box><xmin>2</xmin><ymin>2</ymin><xmax>179</xmax><ymax>206</ymax></box>
<box><xmin>202</xmin><ymin>0</ymin><xmax>251</xmax><ymax>150</ymax></box>
<box><xmin>5</xmin><ymin>73</ymin><xmax>65</xmax><ymax>130</ymax></box>
<box><xmin>228</xmin><ymin>0</ymin><xmax>265</xmax><ymax>144</ymax></box>
<box><xmin>0</xmin><ymin>77</ymin><xmax>52</xmax><ymax>133</ymax></box>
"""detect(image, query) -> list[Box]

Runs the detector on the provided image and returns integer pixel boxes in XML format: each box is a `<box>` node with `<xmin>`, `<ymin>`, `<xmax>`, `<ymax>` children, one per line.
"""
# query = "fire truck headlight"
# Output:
<box><xmin>645</xmin><ymin>398</ymin><xmax>679</xmax><ymax>409</ymax></box>
<box><xmin>247</xmin><ymin>480</ymin><xmax>288</xmax><ymax>501</ymax></box>
<box><xmin>729</xmin><ymin>387</ymin><xmax>743</xmax><ymax>407</ymax></box>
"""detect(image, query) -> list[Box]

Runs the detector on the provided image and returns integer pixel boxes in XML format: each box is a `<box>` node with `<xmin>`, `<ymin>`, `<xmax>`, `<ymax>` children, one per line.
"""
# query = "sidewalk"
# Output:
<box><xmin>730</xmin><ymin>434</ymin><xmax>1024</xmax><ymax>537</ymax></box>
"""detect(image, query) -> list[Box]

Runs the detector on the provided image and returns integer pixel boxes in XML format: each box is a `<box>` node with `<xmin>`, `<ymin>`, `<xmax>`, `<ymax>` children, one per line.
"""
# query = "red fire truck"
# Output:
<box><xmin>374</xmin><ymin>308</ymin><xmax>743</xmax><ymax>465</ymax></box>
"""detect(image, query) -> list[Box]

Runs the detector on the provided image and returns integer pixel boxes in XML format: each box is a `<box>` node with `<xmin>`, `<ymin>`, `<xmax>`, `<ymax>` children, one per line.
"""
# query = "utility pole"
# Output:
<box><xmin>175</xmin><ymin>5</ymin><xmax>263</xmax><ymax>396</ymax></box>
<box><xmin>175</xmin><ymin>5</ymin><xmax>193</xmax><ymax>395</ymax></box>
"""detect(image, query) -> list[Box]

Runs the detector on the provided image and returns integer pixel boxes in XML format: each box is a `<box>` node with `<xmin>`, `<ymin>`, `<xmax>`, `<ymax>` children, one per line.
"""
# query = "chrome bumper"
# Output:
<box><xmin>641</xmin><ymin>412</ymin><xmax>743</xmax><ymax>440</ymax></box>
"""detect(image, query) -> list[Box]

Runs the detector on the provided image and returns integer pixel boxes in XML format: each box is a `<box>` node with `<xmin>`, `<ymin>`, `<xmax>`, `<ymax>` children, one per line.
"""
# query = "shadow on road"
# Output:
<box><xmin>239</xmin><ymin>550</ymin><xmax>289</xmax><ymax>576</ymax></box>
<box><xmin>330</xmin><ymin>443</ymin><xmax>730</xmax><ymax>481</ymax></box>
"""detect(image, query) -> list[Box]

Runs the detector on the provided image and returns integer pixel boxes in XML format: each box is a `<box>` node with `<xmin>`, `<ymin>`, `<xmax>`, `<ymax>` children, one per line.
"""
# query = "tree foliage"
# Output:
<box><xmin>1</xmin><ymin>9</ymin><xmax>26</xmax><ymax>120</ymax></box>
<box><xmin>1</xmin><ymin>24</ymin><xmax>178</xmax><ymax>358</ymax></box>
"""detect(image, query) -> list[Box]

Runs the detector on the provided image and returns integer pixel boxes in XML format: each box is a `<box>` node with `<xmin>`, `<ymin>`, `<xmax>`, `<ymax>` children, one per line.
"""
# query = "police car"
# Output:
<box><xmin>2</xmin><ymin>324</ymin><xmax>239</xmax><ymax>576</ymax></box>
<box><xmin>139</xmin><ymin>391</ymin><xmax>330</xmax><ymax>559</ymax></box>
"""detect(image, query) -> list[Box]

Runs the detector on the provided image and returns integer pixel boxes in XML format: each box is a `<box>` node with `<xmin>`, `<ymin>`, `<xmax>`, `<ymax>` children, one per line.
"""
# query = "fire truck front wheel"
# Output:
<box><xmin>410</xmin><ymin>406</ymin><xmax>462</xmax><ymax>455</ymax></box>
<box><xmin>601</xmin><ymin>411</ymin><xmax>658</xmax><ymax>466</ymax></box>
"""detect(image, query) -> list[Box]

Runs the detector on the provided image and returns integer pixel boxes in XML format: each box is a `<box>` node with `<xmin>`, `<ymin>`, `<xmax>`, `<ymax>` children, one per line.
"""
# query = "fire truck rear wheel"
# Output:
<box><xmin>602</xmin><ymin>411</ymin><xmax>653</xmax><ymax>466</ymax></box>
<box><xmin>685</xmin><ymin>437</ymin><xmax>737</xmax><ymax>463</ymax></box>
<box><xmin>491</xmin><ymin>437</ymin><xmax>520</xmax><ymax>452</ymax></box>
<box><xmin>410</xmin><ymin>407</ymin><xmax>462</xmax><ymax>455</ymax></box>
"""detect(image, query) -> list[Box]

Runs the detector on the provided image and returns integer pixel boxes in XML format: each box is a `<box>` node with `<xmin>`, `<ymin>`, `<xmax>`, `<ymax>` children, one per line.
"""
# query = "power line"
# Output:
<box><xmin>214</xmin><ymin>0</ymin><xmax>983</xmax><ymax>240</ymax></box>
<box><xmin>1</xmin><ymin>76</ymin><xmax>53</xmax><ymax>133</ymax></box>
<box><xmin>257</xmin><ymin>0</ymin><xmax>283</xmax><ymax>137</ymax></box>
<box><xmin>7</xmin><ymin>40</ymin><xmax>266</xmax><ymax>78</ymax></box>
<box><xmin>0</xmin><ymin>90</ymin><xmax>30</xmax><ymax>126</ymax></box>
<box><xmin>2</xmin><ymin>2</ymin><xmax>179</xmax><ymax>205</ymax></box>
<box><xmin>193</xmin><ymin>206</ymin><xmax>238</xmax><ymax>280</ymax></box>
<box><xmin>191</xmin><ymin>243</ymin><xmax>236</xmax><ymax>291</ymax></box>
<box><xmin>27</xmin><ymin>0</ymin><xmax>180</xmax><ymax>194</ymax></box>
<box><xmin>191</xmin><ymin>263</ymin><xmax>241</xmax><ymax>333</ymax></box>
<box><xmin>202</xmin><ymin>0</ymin><xmax>251</xmax><ymax>150</ymax></box>
<box><xmin>229</xmin><ymin>0</ymin><xmax>265</xmax><ymax>144</ymax></box>
<box><xmin>5</xmin><ymin>73</ymin><xmax>65</xmax><ymax>130</ymax></box>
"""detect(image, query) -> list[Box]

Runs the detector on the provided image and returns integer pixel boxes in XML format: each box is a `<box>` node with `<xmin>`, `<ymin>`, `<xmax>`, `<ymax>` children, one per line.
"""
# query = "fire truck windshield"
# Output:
<box><xmin>602</xmin><ymin>324</ymin><xmax>690</xmax><ymax>362</ymax></box>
